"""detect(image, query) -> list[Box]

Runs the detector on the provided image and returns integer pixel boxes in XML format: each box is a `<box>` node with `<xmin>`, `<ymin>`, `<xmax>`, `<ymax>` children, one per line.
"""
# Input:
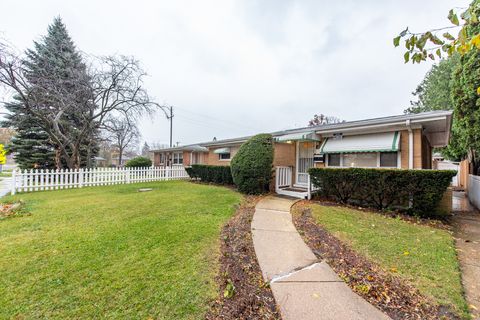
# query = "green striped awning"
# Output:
<box><xmin>213</xmin><ymin>147</ymin><xmax>231</xmax><ymax>154</ymax></box>
<box><xmin>320</xmin><ymin>131</ymin><xmax>400</xmax><ymax>153</ymax></box>
<box><xmin>274</xmin><ymin>131</ymin><xmax>319</xmax><ymax>142</ymax></box>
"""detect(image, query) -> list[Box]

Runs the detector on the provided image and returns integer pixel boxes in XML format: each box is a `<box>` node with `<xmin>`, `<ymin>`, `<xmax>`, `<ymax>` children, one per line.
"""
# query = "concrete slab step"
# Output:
<box><xmin>252</xmin><ymin>229</ymin><xmax>318</xmax><ymax>281</ymax></box>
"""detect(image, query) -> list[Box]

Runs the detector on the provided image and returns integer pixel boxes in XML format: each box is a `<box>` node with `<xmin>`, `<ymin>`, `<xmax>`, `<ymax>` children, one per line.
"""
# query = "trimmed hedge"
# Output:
<box><xmin>231</xmin><ymin>134</ymin><xmax>274</xmax><ymax>194</ymax></box>
<box><xmin>185</xmin><ymin>164</ymin><xmax>234</xmax><ymax>184</ymax></box>
<box><xmin>125</xmin><ymin>156</ymin><xmax>152</xmax><ymax>168</ymax></box>
<box><xmin>308</xmin><ymin>168</ymin><xmax>456</xmax><ymax>218</ymax></box>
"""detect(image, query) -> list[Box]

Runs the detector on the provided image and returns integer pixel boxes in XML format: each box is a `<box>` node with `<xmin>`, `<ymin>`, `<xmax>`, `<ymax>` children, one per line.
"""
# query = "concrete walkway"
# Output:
<box><xmin>0</xmin><ymin>177</ymin><xmax>12</xmax><ymax>197</ymax></box>
<box><xmin>452</xmin><ymin>191</ymin><xmax>480</xmax><ymax>319</ymax></box>
<box><xmin>252</xmin><ymin>196</ymin><xmax>390</xmax><ymax>320</ymax></box>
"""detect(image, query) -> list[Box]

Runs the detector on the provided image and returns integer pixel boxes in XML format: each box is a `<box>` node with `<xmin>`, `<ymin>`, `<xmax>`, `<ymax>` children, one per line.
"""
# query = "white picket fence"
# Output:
<box><xmin>11</xmin><ymin>166</ymin><xmax>189</xmax><ymax>195</ymax></box>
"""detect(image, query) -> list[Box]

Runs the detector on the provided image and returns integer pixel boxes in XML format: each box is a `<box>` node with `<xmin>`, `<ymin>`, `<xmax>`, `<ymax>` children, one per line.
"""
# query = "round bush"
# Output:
<box><xmin>125</xmin><ymin>156</ymin><xmax>152</xmax><ymax>168</ymax></box>
<box><xmin>230</xmin><ymin>134</ymin><xmax>273</xmax><ymax>194</ymax></box>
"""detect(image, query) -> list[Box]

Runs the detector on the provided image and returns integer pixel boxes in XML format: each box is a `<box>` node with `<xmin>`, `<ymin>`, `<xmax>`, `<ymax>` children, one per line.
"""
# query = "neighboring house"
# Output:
<box><xmin>111</xmin><ymin>156</ymin><xmax>132</xmax><ymax>167</ymax></box>
<box><xmin>93</xmin><ymin>156</ymin><xmax>107</xmax><ymax>167</ymax></box>
<box><xmin>152</xmin><ymin>111</ymin><xmax>453</xmax><ymax>198</ymax></box>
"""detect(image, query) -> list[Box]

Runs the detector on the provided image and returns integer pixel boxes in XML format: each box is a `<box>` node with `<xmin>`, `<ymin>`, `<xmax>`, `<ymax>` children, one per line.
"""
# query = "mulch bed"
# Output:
<box><xmin>292</xmin><ymin>202</ymin><xmax>459</xmax><ymax>320</ymax></box>
<box><xmin>0</xmin><ymin>201</ymin><xmax>26</xmax><ymax>220</ymax></box>
<box><xmin>206</xmin><ymin>196</ymin><xmax>280</xmax><ymax>320</ymax></box>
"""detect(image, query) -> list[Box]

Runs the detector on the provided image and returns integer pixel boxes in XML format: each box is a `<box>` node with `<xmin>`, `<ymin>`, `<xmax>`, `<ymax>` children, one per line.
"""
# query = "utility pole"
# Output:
<box><xmin>157</xmin><ymin>104</ymin><xmax>174</xmax><ymax>148</ymax></box>
<box><xmin>168</xmin><ymin>106</ymin><xmax>173</xmax><ymax>148</ymax></box>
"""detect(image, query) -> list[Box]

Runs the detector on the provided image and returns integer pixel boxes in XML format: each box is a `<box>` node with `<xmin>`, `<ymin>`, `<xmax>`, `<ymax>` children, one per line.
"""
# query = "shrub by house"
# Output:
<box><xmin>308</xmin><ymin>167</ymin><xmax>456</xmax><ymax>218</ymax></box>
<box><xmin>125</xmin><ymin>156</ymin><xmax>152</xmax><ymax>168</ymax></box>
<box><xmin>230</xmin><ymin>134</ymin><xmax>274</xmax><ymax>194</ymax></box>
<box><xmin>185</xmin><ymin>164</ymin><xmax>233</xmax><ymax>184</ymax></box>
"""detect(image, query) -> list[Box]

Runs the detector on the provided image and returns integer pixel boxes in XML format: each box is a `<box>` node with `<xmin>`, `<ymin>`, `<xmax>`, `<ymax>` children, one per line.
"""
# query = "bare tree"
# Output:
<box><xmin>104</xmin><ymin>116</ymin><xmax>140</xmax><ymax>166</ymax></box>
<box><xmin>0</xmin><ymin>42</ymin><xmax>163</xmax><ymax>168</ymax></box>
<box><xmin>308</xmin><ymin>114</ymin><xmax>344</xmax><ymax>126</ymax></box>
<box><xmin>150</xmin><ymin>141</ymin><xmax>170</xmax><ymax>150</ymax></box>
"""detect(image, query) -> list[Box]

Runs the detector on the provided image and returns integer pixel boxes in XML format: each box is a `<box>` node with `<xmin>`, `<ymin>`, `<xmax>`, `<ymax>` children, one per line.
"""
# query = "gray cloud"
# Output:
<box><xmin>0</xmin><ymin>0</ymin><xmax>470</xmax><ymax>147</ymax></box>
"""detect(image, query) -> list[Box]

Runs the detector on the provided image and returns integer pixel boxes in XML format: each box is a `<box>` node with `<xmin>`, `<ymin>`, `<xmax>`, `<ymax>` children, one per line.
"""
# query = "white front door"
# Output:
<box><xmin>296</xmin><ymin>141</ymin><xmax>315</xmax><ymax>186</ymax></box>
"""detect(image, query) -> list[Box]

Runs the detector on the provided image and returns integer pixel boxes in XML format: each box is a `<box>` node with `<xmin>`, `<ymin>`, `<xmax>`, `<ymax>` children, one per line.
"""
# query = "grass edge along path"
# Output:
<box><xmin>292</xmin><ymin>202</ymin><xmax>469</xmax><ymax>319</ymax></box>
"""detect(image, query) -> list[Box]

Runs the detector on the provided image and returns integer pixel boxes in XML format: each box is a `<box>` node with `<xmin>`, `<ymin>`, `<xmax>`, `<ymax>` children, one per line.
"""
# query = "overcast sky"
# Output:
<box><xmin>1</xmin><ymin>0</ymin><xmax>469</xmax><ymax>147</ymax></box>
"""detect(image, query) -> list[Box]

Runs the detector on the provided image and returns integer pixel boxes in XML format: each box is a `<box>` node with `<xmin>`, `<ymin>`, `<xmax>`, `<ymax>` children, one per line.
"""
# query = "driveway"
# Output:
<box><xmin>0</xmin><ymin>177</ymin><xmax>12</xmax><ymax>197</ymax></box>
<box><xmin>452</xmin><ymin>191</ymin><xmax>480</xmax><ymax>318</ymax></box>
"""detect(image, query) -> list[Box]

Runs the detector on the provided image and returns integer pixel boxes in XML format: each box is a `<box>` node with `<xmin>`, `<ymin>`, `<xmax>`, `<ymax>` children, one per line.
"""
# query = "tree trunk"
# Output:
<box><xmin>118</xmin><ymin>148</ymin><xmax>123</xmax><ymax>167</ymax></box>
<box><xmin>86</xmin><ymin>143</ymin><xmax>92</xmax><ymax>168</ymax></box>
<box><xmin>55</xmin><ymin>148</ymin><xmax>62</xmax><ymax>170</ymax></box>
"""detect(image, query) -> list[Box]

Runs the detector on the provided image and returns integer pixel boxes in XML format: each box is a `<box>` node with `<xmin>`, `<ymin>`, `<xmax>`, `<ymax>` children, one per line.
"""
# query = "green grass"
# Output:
<box><xmin>309</xmin><ymin>204</ymin><xmax>469</xmax><ymax>318</ymax></box>
<box><xmin>0</xmin><ymin>181</ymin><xmax>241</xmax><ymax>319</ymax></box>
<box><xmin>0</xmin><ymin>171</ymin><xmax>11</xmax><ymax>177</ymax></box>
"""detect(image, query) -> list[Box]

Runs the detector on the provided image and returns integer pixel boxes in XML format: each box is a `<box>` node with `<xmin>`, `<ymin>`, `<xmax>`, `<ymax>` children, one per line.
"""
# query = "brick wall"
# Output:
<box><xmin>183</xmin><ymin>151</ymin><xmax>191</xmax><ymax>166</ymax></box>
<box><xmin>273</xmin><ymin>142</ymin><xmax>295</xmax><ymax>167</ymax></box>
<box><xmin>413</xmin><ymin>129</ymin><xmax>423</xmax><ymax>169</ymax></box>
<box><xmin>153</xmin><ymin>152</ymin><xmax>163</xmax><ymax>166</ymax></box>
<box><xmin>437</xmin><ymin>187</ymin><xmax>453</xmax><ymax>215</ymax></box>
<box><xmin>400</xmin><ymin>129</ymin><xmax>425</xmax><ymax>169</ymax></box>
<box><xmin>207</xmin><ymin>145</ymin><xmax>240</xmax><ymax>166</ymax></box>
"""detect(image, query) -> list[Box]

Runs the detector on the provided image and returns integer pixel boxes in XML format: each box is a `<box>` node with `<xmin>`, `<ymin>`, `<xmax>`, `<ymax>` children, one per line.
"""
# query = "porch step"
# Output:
<box><xmin>276</xmin><ymin>187</ymin><xmax>309</xmax><ymax>199</ymax></box>
<box><xmin>282</xmin><ymin>187</ymin><xmax>308</xmax><ymax>192</ymax></box>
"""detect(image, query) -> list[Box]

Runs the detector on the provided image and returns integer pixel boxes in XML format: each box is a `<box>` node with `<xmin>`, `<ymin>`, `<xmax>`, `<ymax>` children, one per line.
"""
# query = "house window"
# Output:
<box><xmin>218</xmin><ymin>153</ymin><xmax>231</xmax><ymax>161</ymax></box>
<box><xmin>343</xmin><ymin>153</ymin><xmax>377</xmax><ymax>168</ymax></box>
<box><xmin>328</xmin><ymin>153</ymin><xmax>341</xmax><ymax>166</ymax></box>
<box><xmin>326</xmin><ymin>152</ymin><xmax>399</xmax><ymax>168</ymax></box>
<box><xmin>380</xmin><ymin>152</ymin><xmax>398</xmax><ymax>167</ymax></box>
<box><xmin>158</xmin><ymin>153</ymin><xmax>165</xmax><ymax>164</ymax></box>
<box><xmin>172</xmin><ymin>152</ymin><xmax>183</xmax><ymax>165</ymax></box>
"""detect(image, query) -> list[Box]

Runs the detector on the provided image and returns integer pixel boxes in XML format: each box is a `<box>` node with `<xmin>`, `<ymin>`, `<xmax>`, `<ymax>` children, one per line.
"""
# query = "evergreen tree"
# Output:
<box><xmin>6</xmin><ymin>16</ymin><xmax>98</xmax><ymax>168</ymax></box>
<box><xmin>2</xmin><ymin>98</ymin><xmax>56</xmax><ymax>169</ymax></box>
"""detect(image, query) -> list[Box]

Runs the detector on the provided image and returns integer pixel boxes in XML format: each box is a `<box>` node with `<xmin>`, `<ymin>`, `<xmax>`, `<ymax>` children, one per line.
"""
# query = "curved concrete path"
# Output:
<box><xmin>252</xmin><ymin>196</ymin><xmax>390</xmax><ymax>320</ymax></box>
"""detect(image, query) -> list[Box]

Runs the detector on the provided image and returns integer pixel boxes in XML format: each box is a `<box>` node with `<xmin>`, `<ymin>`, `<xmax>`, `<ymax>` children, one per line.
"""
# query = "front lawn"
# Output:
<box><xmin>0</xmin><ymin>181</ymin><xmax>241</xmax><ymax>319</ymax></box>
<box><xmin>308</xmin><ymin>204</ymin><xmax>468</xmax><ymax>318</ymax></box>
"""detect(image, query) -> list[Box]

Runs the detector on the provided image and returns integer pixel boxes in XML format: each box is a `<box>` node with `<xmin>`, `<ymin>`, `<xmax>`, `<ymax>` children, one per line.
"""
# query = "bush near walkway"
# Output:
<box><xmin>308</xmin><ymin>168</ymin><xmax>456</xmax><ymax>218</ymax></box>
<box><xmin>231</xmin><ymin>134</ymin><xmax>273</xmax><ymax>194</ymax></box>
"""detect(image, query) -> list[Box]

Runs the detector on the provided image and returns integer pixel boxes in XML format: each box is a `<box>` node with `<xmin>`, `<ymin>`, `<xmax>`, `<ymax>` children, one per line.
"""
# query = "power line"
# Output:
<box><xmin>175</xmin><ymin>106</ymin><xmax>259</xmax><ymax>132</ymax></box>
<box><xmin>176</xmin><ymin>114</ymin><xmax>246</xmax><ymax>131</ymax></box>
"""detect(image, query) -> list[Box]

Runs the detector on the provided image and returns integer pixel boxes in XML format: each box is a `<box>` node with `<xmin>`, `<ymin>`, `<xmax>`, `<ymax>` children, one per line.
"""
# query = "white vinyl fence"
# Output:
<box><xmin>469</xmin><ymin>174</ymin><xmax>480</xmax><ymax>210</ymax></box>
<box><xmin>11</xmin><ymin>166</ymin><xmax>189</xmax><ymax>195</ymax></box>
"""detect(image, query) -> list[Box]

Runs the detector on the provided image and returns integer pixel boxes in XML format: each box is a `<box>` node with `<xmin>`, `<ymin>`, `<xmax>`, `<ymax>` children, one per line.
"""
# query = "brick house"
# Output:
<box><xmin>152</xmin><ymin>111</ymin><xmax>452</xmax><ymax>198</ymax></box>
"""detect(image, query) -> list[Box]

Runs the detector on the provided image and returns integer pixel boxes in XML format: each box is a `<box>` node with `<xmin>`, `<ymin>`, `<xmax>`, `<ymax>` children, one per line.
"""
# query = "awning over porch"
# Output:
<box><xmin>274</xmin><ymin>131</ymin><xmax>319</xmax><ymax>142</ymax></box>
<box><xmin>184</xmin><ymin>145</ymin><xmax>208</xmax><ymax>152</ymax></box>
<box><xmin>320</xmin><ymin>131</ymin><xmax>400</xmax><ymax>153</ymax></box>
<box><xmin>213</xmin><ymin>147</ymin><xmax>231</xmax><ymax>154</ymax></box>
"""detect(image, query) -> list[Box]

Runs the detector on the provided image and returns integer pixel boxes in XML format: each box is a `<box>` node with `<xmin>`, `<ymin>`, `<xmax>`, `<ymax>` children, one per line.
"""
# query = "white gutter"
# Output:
<box><xmin>406</xmin><ymin>119</ymin><xmax>414</xmax><ymax>169</ymax></box>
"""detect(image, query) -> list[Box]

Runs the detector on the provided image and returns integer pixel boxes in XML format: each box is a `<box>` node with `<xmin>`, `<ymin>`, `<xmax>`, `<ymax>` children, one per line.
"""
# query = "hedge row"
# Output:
<box><xmin>185</xmin><ymin>164</ymin><xmax>234</xmax><ymax>184</ymax></box>
<box><xmin>308</xmin><ymin>168</ymin><xmax>456</xmax><ymax>218</ymax></box>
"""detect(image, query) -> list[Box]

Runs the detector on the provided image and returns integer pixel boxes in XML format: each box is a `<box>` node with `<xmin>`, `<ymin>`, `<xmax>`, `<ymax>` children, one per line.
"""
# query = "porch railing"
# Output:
<box><xmin>275</xmin><ymin>166</ymin><xmax>292</xmax><ymax>192</ymax></box>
